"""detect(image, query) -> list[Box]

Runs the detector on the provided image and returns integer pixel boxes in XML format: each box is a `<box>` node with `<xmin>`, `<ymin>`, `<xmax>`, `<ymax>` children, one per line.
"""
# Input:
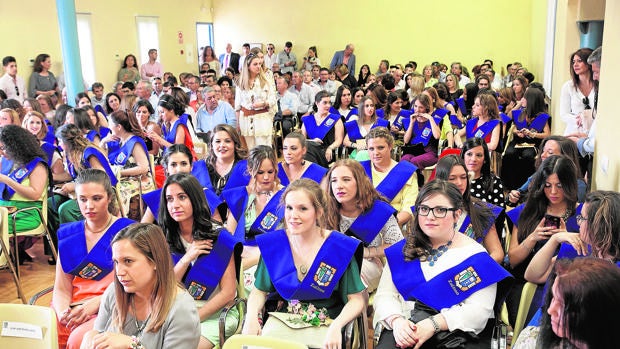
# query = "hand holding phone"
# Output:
<box><xmin>544</xmin><ymin>214</ymin><xmax>561</xmax><ymax>229</ymax></box>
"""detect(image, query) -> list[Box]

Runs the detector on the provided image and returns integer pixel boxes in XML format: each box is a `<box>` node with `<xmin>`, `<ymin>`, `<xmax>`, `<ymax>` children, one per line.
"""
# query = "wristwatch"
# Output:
<box><xmin>429</xmin><ymin>315</ymin><xmax>441</xmax><ymax>334</ymax></box>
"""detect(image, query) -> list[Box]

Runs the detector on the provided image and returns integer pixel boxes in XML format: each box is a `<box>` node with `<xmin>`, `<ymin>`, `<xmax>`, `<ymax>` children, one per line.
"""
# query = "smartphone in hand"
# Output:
<box><xmin>544</xmin><ymin>214</ymin><xmax>561</xmax><ymax>229</ymax></box>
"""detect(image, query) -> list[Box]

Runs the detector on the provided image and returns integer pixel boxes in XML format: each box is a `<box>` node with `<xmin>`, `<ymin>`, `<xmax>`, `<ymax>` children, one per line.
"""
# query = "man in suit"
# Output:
<box><xmin>219</xmin><ymin>43</ymin><xmax>241</xmax><ymax>75</ymax></box>
<box><xmin>329</xmin><ymin>43</ymin><xmax>356</xmax><ymax>75</ymax></box>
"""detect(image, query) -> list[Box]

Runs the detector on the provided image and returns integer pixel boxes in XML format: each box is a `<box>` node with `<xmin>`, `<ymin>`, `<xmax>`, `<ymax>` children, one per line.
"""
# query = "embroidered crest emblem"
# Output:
<box><xmin>314</xmin><ymin>262</ymin><xmax>336</xmax><ymax>287</ymax></box>
<box><xmin>78</xmin><ymin>263</ymin><xmax>103</xmax><ymax>279</ymax></box>
<box><xmin>187</xmin><ymin>281</ymin><xmax>207</xmax><ymax>299</ymax></box>
<box><xmin>116</xmin><ymin>152</ymin><xmax>127</xmax><ymax>164</ymax></box>
<box><xmin>474</xmin><ymin>129</ymin><xmax>484</xmax><ymax>138</ymax></box>
<box><xmin>422</xmin><ymin>127</ymin><xmax>431</xmax><ymax>137</ymax></box>
<box><xmin>325</xmin><ymin>118</ymin><xmax>335</xmax><ymax>127</ymax></box>
<box><xmin>14</xmin><ymin>167</ymin><xmax>28</xmax><ymax>180</ymax></box>
<box><xmin>454</xmin><ymin>266</ymin><xmax>481</xmax><ymax>291</ymax></box>
<box><xmin>260</xmin><ymin>212</ymin><xmax>278</xmax><ymax>230</ymax></box>
<box><xmin>463</xmin><ymin>224</ymin><xmax>476</xmax><ymax>239</ymax></box>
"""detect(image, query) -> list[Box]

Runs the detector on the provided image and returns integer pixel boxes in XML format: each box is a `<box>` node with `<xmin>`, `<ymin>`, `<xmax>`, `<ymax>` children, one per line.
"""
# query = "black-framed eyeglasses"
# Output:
<box><xmin>582</xmin><ymin>96</ymin><xmax>591</xmax><ymax>110</ymax></box>
<box><xmin>14</xmin><ymin>85</ymin><xmax>19</xmax><ymax>96</ymax></box>
<box><xmin>576</xmin><ymin>214</ymin><xmax>588</xmax><ymax>224</ymax></box>
<box><xmin>417</xmin><ymin>205</ymin><xmax>457</xmax><ymax>218</ymax></box>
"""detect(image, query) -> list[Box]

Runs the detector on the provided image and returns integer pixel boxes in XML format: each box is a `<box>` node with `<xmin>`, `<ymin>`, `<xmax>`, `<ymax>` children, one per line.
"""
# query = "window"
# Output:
<box><xmin>196</xmin><ymin>23</ymin><xmax>214</xmax><ymax>65</ymax></box>
<box><xmin>136</xmin><ymin>16</ymin><xmax>160</xmax><ymax>66</ymax></box>
<box><xmin>76</xmin><ymin>13</ymin><xmax>95</xmax><ymax>85</ymax></box>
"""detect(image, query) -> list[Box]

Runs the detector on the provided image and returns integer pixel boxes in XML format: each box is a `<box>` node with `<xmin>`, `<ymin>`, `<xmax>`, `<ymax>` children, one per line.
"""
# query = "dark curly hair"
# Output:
<box><xmin>403</xmin><ymin>180</ymin><xmax>464</xmax><ymax>261</ymax></box>
<box><xmin>0</xmin><ymin>125</ymin><xmax>47</xmax><ymax>165</ymax></box>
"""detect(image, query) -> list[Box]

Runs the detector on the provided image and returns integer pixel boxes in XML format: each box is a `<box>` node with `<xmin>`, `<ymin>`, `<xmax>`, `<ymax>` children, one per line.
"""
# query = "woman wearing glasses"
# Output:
<box><xmin>559</xmin><ymin>48</ymin><xmax>595</xmax><ymax>136</ymax></box>
<box><xmin>374</xmin><ymin>180</ymin><xmax>510</xmax><ymax>349</ymax></box>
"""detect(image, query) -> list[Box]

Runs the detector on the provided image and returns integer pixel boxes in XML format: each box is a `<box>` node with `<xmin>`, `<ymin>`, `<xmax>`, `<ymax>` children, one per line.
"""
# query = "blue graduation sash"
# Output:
<box><xmin>223</xmin><ymin>159</ymin><xmax>251</xmax><ymax>192</ymax></box>
<box><xmin>449</xmin><ymin>115</ymin><xmax>463</xmax><ymax>128</ymax></box>
<box><xmin>393</xmin><ymin>110</ymin><xmax>414</xmax><ymax>130</ymax></box>
<box><xmin>507</xmin><ymin>203</ymin><xmax>581</xmax><ymax>232</ymax></box>
<box><xmin>457</xmin><ymin>203</ymin><xmax>503</xmax><ymax>243</ymax></box>
<box><xmin>466</xmin><ymin>118</ymin><xmax>500</xmax><ymax>139</ymax></box>
<box><xmin>221</xmin><ymin>186</ymin><xmax>285</xmax><ymax>245</ymax></box>
<box><xmin>345</xmin><ymin>108</ymin><xmax>358</xmax><ymax>122</ymax></box>
<box><xmin>162</xmin><ymin>114</ymin><xmax>190</xmax><ymax>145</ymax></box>
<box><xmin>58</xmin><ymin>218</ymin><xmax>134</xmax><ymax>281</ymax></box>
<box><xmin>99</xmin><ymin>127</ymin><xmax>111</xmax><ymax>139</ymax></box>
<box><xmin>143</xmin><ymin>187</ymin><xmax>223</xmax><ymax>221</ymax></box>
<box><xmin>94</xmin><ymin>104</ymin><xmax>106</xmax><ymax>117</ymax></box>
<box><xmin>85</xmin><ymin>129</ymin><xmax>99</xmax><ymax>143</ymax></box>
<box><xmin>175</xmin><ymin>230</ymin><xmax>243</xmax><ymax>300</ymax></box>
<box><xmin>41</xmin><ymin>142</ymin><xmax>57</xmax><ymax>168</ymax></box>
<box><xmin>112</xmin><ymin>136</ymin><xmax>148</xmax><ymax>167</ymax></box>
<box><xmin>257</xmin><ymin>229</ymin><xmax>362</xmax><ymax>300</ymax></box>
<box><xmin>329</xmin><ymin>106</ymin><xmax>338</xmax><ymax>115</ymax></box>
<box><xmin>409</xmin><ymin>115</ymin><xmax>442</xmax><ymax>146</ymax></box>
<box><xmin>361</xmin><ymin>160</ymin><xmax>417</xmax><ymax>202</ymax></box>
<box><xmin>556</xmin><ymin>242</ymin><xmax>592</xmax><ymax>259</ymax></box>
<box><xmin>277</xmin><ymin>162</ymin><xmax>327</xmax><ymax>187</ymax></box>
<box><xmin>83</xmin><ymin>146</ymin><xmax>118</xmax><ymax>186</ymax></box>
<box><xmin>345</xmin><ymin>200</ymin><xmax>396</xmax><ymax>245</ymax></box>
<box><xmin>375</xmin><ymin>109</ymin><xmax>385</xmax><ymax>119</ymax></box>
<box><xmin>0</xmin><ymin>157</ymin><xmax>46</xmax><ymax>200</ymax></box>
<box><xmin>44</xmin><ymin>120</ymin><xmax>55</xmax><ymax>145</ymax></box>
<box><xmin>432</xmin><ymin>108</ymin><xmax>448</xmax><ymax>118</ymax></box>
<box><xmin>456</xmin><ymin>97</ymin><xmax>467</xmax><ymax>115</ymax></box>
<box><xmin>0</xmin><ymin>157</ymin><xmax>13</xmax><ymax>175</ymax></box>
<box><xmin>191</xmin><ymin>159</ymin><xmax>214</xmax><ymax>191</ymax></box>
<box><xmin>385</xmin><ymin>240</ymin><xmax>512</xmax><ymax>310</ymax></box>
<box><xmin>344</xmin><ymin>118</ymin><xmax>389</xmax><ymax>142</ymax></box>
<box><xmin>302</xmin><ymin>113</ymin><xmax>340</xmax><ymax>140</ymax></box>
<box><xmin>514</xmin><ymin>113</ymin><xmax>550</xmax><ymax>132</ymax></box>
<box><xmin>500</xmin><ymin>112</ymin><xmax>511</xmax><ymax>125</ymax></box>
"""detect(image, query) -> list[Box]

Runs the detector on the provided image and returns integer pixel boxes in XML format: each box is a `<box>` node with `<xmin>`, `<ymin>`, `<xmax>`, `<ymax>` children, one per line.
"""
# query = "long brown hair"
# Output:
<box><xmin>325</xmin><ymin>159</ymin><xmax>386</xmax><ymax>231</ymax></box>
<box><xmin>111</xmin><ymin>223</ymin><xmax>179</xmax><ymax>333</ymax></box>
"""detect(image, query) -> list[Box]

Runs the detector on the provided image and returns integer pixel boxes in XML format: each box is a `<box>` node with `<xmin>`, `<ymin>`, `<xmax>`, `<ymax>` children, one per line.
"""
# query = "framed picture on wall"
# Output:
<box><xmin>250</xmin><ymin>43</ymin><xmax>263</xmax><ymax>50</ymax></box>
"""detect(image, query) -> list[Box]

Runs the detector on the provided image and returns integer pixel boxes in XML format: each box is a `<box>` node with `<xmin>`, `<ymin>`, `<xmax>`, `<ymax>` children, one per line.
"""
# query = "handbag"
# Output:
<box><xmin>410</xmin><ymin>301</ymin><xmax>476</xmax><ymax>349</ymax></box>
<box><xmin>261</xmin><ymin>312</ymin><xmax>329</xmax><ymax>349</ymax></box>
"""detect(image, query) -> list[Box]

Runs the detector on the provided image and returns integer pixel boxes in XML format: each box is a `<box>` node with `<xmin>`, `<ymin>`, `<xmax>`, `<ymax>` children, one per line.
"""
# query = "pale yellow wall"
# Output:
<box><xmin>0</xmin><ymin>0</ymin><xmax>213</xmax><ymax>92</ymax></box>
<box><xmin>212</xmin><ymin>0</ymin><xmax>542</xmax><ymax>79</ymax></box>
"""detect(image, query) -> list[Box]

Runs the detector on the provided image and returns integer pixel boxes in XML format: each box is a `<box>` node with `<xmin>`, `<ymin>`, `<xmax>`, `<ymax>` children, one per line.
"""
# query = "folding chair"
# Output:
<box><xmin>0</xmin><ymin>303</ymin><xmax>58</xmax><ymax>349</ymax></box>
<box><xmin>216</xmin><ymin>260</ymin><xmax>247</xmax><ymax>348</ymax></box>
<box><xmin>222</xmin><ymin>334</ymin><xmax>308</xmax><ymax>349</ymax></box>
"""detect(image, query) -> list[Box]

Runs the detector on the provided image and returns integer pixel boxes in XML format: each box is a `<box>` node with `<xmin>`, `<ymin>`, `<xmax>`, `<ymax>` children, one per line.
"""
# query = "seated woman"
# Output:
<box><xmin>374</xmin><ymin>180</ymin><xmax>511</xmax><ymax>349</ymax></box>
<box><xmin>383</xmin><ymin>91</ymin><xmax>412</xmax><ymax>140</ymax></box>
<box><xmin>434</xmin><ymin>155</ymin><xmax>504</xmax><ymax>263</ymax></box>
<box><xmin>104</xmin><ymin>92</ymin><xmax>122</xmax><ymax>116</ymax></box>
<box><xmin>301</xmin><ymin>90</ymin><xmax>344</xmax><ymax>168</ymax></box>
<box><xmin>81</xmin><ymin>223</ymin><xmax>201</xmax><ymax>349</ymax></box>
<box><xmin>243</xmin><ymin>179</ymin><xmax>365</xmax><ymax>348</ymax></box>
<box><xmin>326</xmin><ymin>159</ymin><xmax>403</xmax><ymax>292</ymax></box>
<box><xmin>133</xmin><ymin>100</ymin><xmax>162</xmax><ymax>157</ymax></box>
<box><xmin>22</xmin><ymin>110</ymin><xmax>64</xmax><ymax>174</ymax></box>
<box><xmin>102</xmin><ymin>110</ymin><xmax>155</xmax><ymax>220</ymax></box>
<box><xmin>223</xmin><ymin>145</ymin><xmax>284</xmax><ymax>271</ymax></box>
<box><xmin>401</xmin><ymin>94</ymin><xmax>442</xmax><ymax>170</ymax></box>
<box><xmin>278</xmin><ymin>131</ymin><xmax>327</xmax><ymax>186</ymax></box>
<box><xmin>506</xmin><ymin>155</ymin><xmax>580</xmax><ymax>326</ymax></box>
<box><xmin>461</xmin><ymin>137</ymin><xmax>505</xmax><ymax>208</ymax></box>
<box><xmin>343</xmin><ymin>96</ymin><xmax>388</xmax><ymax>161</ymax></box>
<box><xmin>502</xmin><ymin>87</ymin><xmax>552</xmax><ymax>190</ymax></box>
<box><xmin>76</xmin><ymin>93</ymin><xmax>109</xmax><ymax>129</ymax></box>
<box><xmin>332</xmin><ymin>84</ymin><xmax>355</xmax><ymax>120</ymax></box>
<box><xmin>525</xmin><ymin>190</ymin><xmax>620</xmax><ymax>284</ymax></box>
<box><xmin>513</xmin><ymin>258</ymin><xmax>620</xmax><ymax>349</ymax></box>
<box><xmin>0</xmin><ymin>125</ymin><xmax>49</xmax><ymax>265</ymax></box>
<box><xmin>455</xmin><ymin>93</ymin><xmax>501</xmax><ymax>152</ymax></box>
<box><xmin>159</xmin><ymin>173</ymin><xmax>241</xmax><ymax>349</ymax></box>
<box><xmin>51</xmin><ymin>124</ymin><xmax>117</xmax><ymax>228</ymax></box>
<box><xmin>197</xmin><ymin>124</ymin><xmax>250</xmax><ymax>196</ymax></box>
<box><xmin>362</xmin><ymin>127</ymin><xmax>418</xmax><ymax>225</ymax></box>
<box><xmin>147</xmin><ymin>94</ymin><xmax>195</xmax><ymax>159</ymax></box>
<box><xmin>141</xmin><ymin>144</ymin><xmax>223</xmax><ymax>224</ymax></box>
<box><xmin>65</xmin><ymin>107</ymin><xmax>102</xmax><ymax>144</ymax></box>
<box><xmin>508</xmin><ymin>135</ymin><xmax>586</xmax><ymax>206</ymax></box>
<box><xmin>52</xmin><ymin>169</ymin><xmax>133</xmax><ymax>349</ymax></box>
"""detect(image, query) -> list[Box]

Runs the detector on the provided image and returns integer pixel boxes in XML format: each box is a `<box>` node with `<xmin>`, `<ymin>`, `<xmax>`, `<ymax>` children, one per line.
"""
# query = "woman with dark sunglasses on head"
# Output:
<box><xmin>559</xmin><ymin>48</ymin><xmax>595</xmax><ymax>136</ymax></box>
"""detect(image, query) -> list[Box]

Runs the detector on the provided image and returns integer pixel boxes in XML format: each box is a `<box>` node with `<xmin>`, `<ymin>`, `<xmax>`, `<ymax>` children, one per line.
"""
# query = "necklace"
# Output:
<box><xmin>427</xmin><ymin>230</ymin><xmax>456</xmax><ymax>267</ymax></box>
<box><xmin>257</xmin><ymin>190</ymin><xmax>273</xmax><ymax>197</ymax></box>
<box><xmin>86</xmin><ymin>215</ymin><xmax>114</xmax><ymax>234</ymax></box>
<box><xmin>290</xmin><ymin>229</ymin><xmax>322</xmax><ymax>276</ymax></box>
<box><xmin>131</xmin><ymin>297</ymin><xmax>151</xmax><ymax>337</ymax></box>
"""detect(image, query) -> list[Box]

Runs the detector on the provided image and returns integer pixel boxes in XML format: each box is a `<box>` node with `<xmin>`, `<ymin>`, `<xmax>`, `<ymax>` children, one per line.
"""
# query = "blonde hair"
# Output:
<box><xmin>22</xmin><ymin>111</ymin><xmax>48</xmax><ymax>140</ymax></box>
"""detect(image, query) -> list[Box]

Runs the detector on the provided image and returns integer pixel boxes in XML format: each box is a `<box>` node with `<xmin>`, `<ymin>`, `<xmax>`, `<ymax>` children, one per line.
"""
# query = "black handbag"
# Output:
<box><xmin>410</xmin><ymin>302</ymin><xmax>476</xmax><ymax>349</ymax></box>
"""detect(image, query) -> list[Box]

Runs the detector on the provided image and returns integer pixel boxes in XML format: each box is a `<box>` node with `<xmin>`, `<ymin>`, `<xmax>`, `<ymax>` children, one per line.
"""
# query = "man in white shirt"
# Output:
<box><xmin>303</xmin><ymin>70</ymin><xmax>321</xmax><ymax>97</ymax></box>
<box><xmin>151</xmin><ymin>77</ymin><xmax>164</xmax><ymax>98</ymax></box>
<box><xmin>264</xmin><ymin>43</ymin><xmax>277</xmax><ymax>72</ymax></box>
<box><xmin>219</xmin><ymin>43</ymin><xmax>240</xmax><ymax>75</ymax></box>
<box><xmin>238</xmin><ymin>43</ymin><xmax>250</xmax><ymax>73</ymax></box>
<box><xmin>316</xmin><ymin>67</ymin><xmax>337</xmax><ymax>102</ymax></box>
<box><xmin>288</xmin><ymin>71</ymin><xmax>313</xmax><ymax>115</ymax></box>
<box><xmin>276</xmin><ymin>77</ymin><xmax>300</xmax><ymax>137</ymax></box>
<box><xmin>393</xmin><ymin>68</ymin><xmax>405</xmax><ymax>90</ymax></box>
<box><xmin>0</xmin><ymin>56</ymin><xmax>27</xmax><ymax>103</ymax></box>
<box><xmin>90</xmin><ymin>82</ymin><xmax>105</xmax><ymax>110</ymax></box>
<box><xmin>136</xmin><ymin>80</ymin><xmax>159</xmax><ymax>116</ymax></box>
<box><xmin>276</xmin><ymin>41</ymin><xmax>297</xmax><ymax>74</ymax></box>
<box><xmin>140</xmin><ymin>49</ymin><xmax>163</xmax><ymax>80</ymax></box>
<box><xmin>451</xmin><ymin>62</ymin><xmax>471</xmax><ymax>88</ymax></box>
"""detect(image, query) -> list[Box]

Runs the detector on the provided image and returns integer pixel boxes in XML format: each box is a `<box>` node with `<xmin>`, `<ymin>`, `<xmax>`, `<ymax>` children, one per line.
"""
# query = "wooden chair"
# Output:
<box><xmin>511</xmin><ymin>281</ymin><xmax>539</xmax><ymax>344</ymax></box>
<box><xmin>0</xmin><ymin>192</ymin><xmax>57</xmax><ymax>303</ymax></box>
<box><xmin>222</xmin><ymin>334</ymin><xmax>308</xmax><ymax>349</ymax></box>
<box><xmin>215</xmin><ymin>260</ymin><xmax>247</xmax><ymax>348</ymax></box>
<box><xmin>0</xmin><ymin>303</ymin><xmax>59</xmax><ymax>349</ymax></box>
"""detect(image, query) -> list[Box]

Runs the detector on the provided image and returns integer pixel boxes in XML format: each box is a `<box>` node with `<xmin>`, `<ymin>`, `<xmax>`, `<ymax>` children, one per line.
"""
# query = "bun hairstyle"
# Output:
<box><xmin>157</xmin><ymin>94</ymin><xmax>185</xmax><ymax>116</ymax></box>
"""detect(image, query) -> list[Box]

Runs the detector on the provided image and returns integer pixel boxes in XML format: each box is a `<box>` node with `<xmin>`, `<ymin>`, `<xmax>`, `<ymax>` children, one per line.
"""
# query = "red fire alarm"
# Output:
<box><xmin>178</xmin><ymin>31</ymin><xmax>184</xmax><ymax>44</ymax></box>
